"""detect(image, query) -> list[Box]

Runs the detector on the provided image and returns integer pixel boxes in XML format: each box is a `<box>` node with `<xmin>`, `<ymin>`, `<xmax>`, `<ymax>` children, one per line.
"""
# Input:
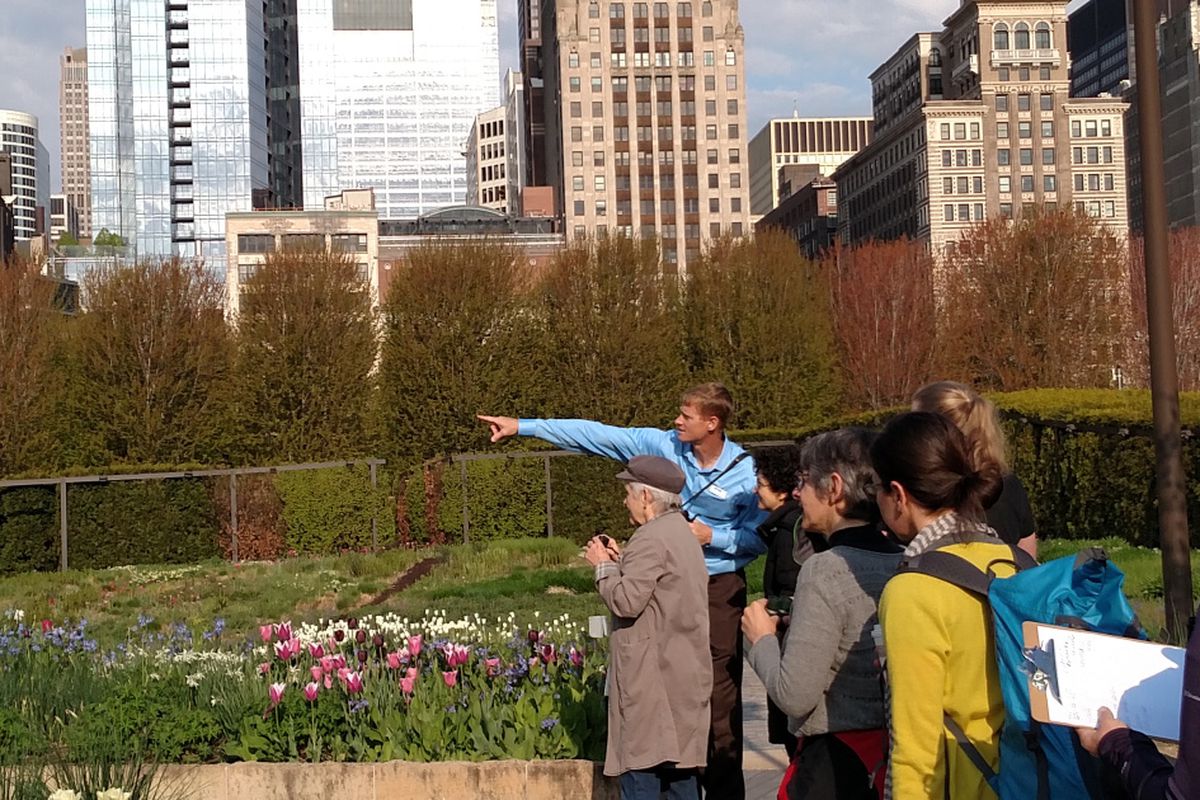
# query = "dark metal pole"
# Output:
<box><xmin>230</xmin><ymin>475</ymin><xmax>239</xmax><ymax>564</ymax></box>
<box><xmin>58</xmin><ymin>480</ymin><xmax>68</xmax><ymax>572</ymax></box>
<box><xmin>1133</xmin><ymin>0</ymin><xmax>1193</xmax><ymax>642</ymax></box>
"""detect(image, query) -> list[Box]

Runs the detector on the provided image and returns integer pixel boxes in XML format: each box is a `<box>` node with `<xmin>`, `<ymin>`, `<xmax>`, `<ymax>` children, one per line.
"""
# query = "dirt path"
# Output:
<box><xmin>358</xmin><ymin>554</ymin><xmax>447</xmax><ymax>608</ymax></box>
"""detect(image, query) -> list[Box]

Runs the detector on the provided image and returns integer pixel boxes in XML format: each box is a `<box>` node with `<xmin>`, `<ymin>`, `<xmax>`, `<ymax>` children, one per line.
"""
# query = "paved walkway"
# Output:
<box><xmin>742</xmin><ymin>662</ymin><xmax>788</xmax><ymax>799</ymax></box>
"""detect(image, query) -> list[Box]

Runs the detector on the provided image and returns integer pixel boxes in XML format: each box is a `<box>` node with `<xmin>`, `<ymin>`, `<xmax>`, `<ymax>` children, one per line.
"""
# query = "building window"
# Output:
<box><xmin>594</xmin><ymin>150</ymin><xmax>605</xmax><ymax>166</ymax></box>
<box><xmin>573</xmin><ymin>150</ymin><xmax>584</xmax><ymax>166</ymax></box>
<box><xmin>1071</xmin><ymin>120</ymin><xmax>1082</xmax><ymax>138</ymax></box>
<box><xmin>707</xmin><ymin>148</ymin><xmax>718</xmax><ymax>164</ymax></box>
<box><xmin>994</xmin><ymin>23</ymin><xmax>1009</xmax><ymax>50</ymax></box>
<box><xmin>726</xmin><ymin>74</ymin><xmax>737</xmax><ymax>90</ymax></box>
<box><xmin>1021</xmin><ymin>175</ymin><xmax>1034</xmax><ymax>192</ymax></box>
<box><xmin>1042</xmin><ymin>147</ymin><xmax>1055</xmax><ymax>164</ymax></box>
<box><xmin>568</xmin><ymin>52</ymin><xmax>580</xmax><ymax>68</ymax></box>
<box><xmin>996</xmin><ymin>94</ymin><xmax>1009</xmax><ymax>112</ymax></box>
<box><xmin>997</xmin><ymin>122</ymin><xmax>1009</xmax><ymax>139</ymax></box>
<box><xmin>726</xmin><ymin>99</ymin><xmax>738</xmax><ymax>114</ymax></box>
<box><xmin>709</xmin><ymin>198</ymin><xmax>720</xmax><ymax>212</ymax></box>
<box><xmin>1105</xmin><ymin>173</ymin><xmax>1115</xmax><ymax>191</ymax></box>
<box><xmin>1018</xmin><ymin>94</ymin><xmax>1030</xmax><ymax>111</ymax></box>
<box><xmin>1040</xmin><ymin>94</ymin><xmax>1053</xmax><ymax>112</ymax></box>
<box><xmin>942</xmin><ymin>150</ymin><xmax>953</xmax><ymax>167</ymax></box>
<box><xmin>611</xmin><ymin>52</ymin><xmax>627</xmax><ymax>67</ymax></box>
<box><xmin>944</xmin><ymin>204</ymin><xmax>955</xmax><ymax>221</ymax></box>
<box><xmin>708</xmin><ymin>173</ymin><xmax>719</xmax><ymax>188</ymax></box>
<box><xmin>1018</xmin><ymin>121</ymin><xmax>1032</xmax><ymax>139</ymax></box>
<box><xmin>1019</xmin><ymin>67</ymin><xmax>1030</xmax><ymax>81</ymax></box>
<box><xmin>704</xmin><ymin>50</ymin><xmax>715</xmax><ymax>67</ymax></box>
<box><xmin>1020</xmin><ymin>148</ymin><xmax>1033</xmax><ymax>165</ymax></box>
<box><xmin>944</xmin><ymin>176</ymin><xmax>955</xmax><ymax>194</ymax></box>
<box><xmin>332</xmin><ymin>234</ymin><xmax>368</xmax><ymax>253</ymax></box>
<box><xmin>1101</xmin><ymin>119</ymin><xmax>1112</xmax><ymax>136</ymax></box>
<box><xmin>1042</xmin><ymin>121</ymin><xmax>1054</xmax><ymax>138</ymax></box>
<box><xmin>1040</xmin><ymin>66</ymin><xmax>1051</xmax><ymax>80</ymax></box>
<box><xmin>569</xmin><ymin>77</ymin><xmax>581</xmax><ymax>92</ymax></box>
<box><xmin>1044</xmin><ymin>175</ymin><xmax>1057</xmax><ymax>192</ymax></box>
<box><xmin>1000</xmin><ymin>203</ymin><xmax>1013</xmax><ymax>218</ymax></box>
<box><xmin>998</xmin><ymin>148</ymin><xmax>1010</xmax><ymax>166</ymax></box>
<box><xmin>1014</xmin><ymin>22</ymin><xmax>1030</xmax><ymax>50</ymax></box>
<box><xmin>706</xmin><ymin>124</ymin><xmax>717</xmax><ymax>139</ymax></box>
<box><xmin>703</xmin><ymin>25</ymin><xmax>713</xmax><ymax>41</ymax></box>
<box><xmin>611</xmin><ymin>2</ymin><xmax>625</xmax><ymax>16</ymax></box>
<box><xmin>571</xmin><ymin>101</ymin><xmax>582</xmax><ymax>118</ymax></box>
<box><xmin>571</xmin><ymin>126</ymin><xmax>583</xmax><ymax>142</ymax></box>
<box><xmin>999</xmin><ymin>176</ymin><xmax>1011</xmax><ymax>193</ymax></box>
<box><xmin>573</xmin><ymin>176</ymin><xmax>585</xmax><ymax>191</ymax></box>
<box><xmin>238</xmin><ymin>234</ymin><xmax>274</xmax><ymax>254</ymax></box>
<box><xmin>590</xmin><ymin>27</ymin><xmax>600</xmax><ymax>42</ymax></box>
<box><xmin>941</xmin><ymin>123</ymin><xmax>951</xmax><ymax>140</ymax></box>
<box><xmin>728</xmin><ymin>148</ymin><xmax>740</xmax><ymax>164</ymax></box>
<box><xmin>705</xmin><ymin>75</ymin><xmax>716</xmax><ymax>91</ymax></box>
<box><xmin>727</xmin><ymin>123</ymin><xmax>739</xmax><ymax>138</ymax></box>
<box><xmin>1035</xmin><ymin>22</ymin><xmax>1051</xmax><ymax>49</ymax></box>
<box><xmin>284</xmin><ymin>233</ymin><xmax>325</xmax><ymax>250</ymax></box>
<box><xmin>725</xmin><ymin>49</ymin><xmax>736</xmax><ymax>66</ymax></box>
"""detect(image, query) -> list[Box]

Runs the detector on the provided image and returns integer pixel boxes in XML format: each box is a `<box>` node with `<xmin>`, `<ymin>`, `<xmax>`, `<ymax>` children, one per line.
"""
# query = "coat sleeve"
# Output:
<box><xmin>518</xmin><ymin>418</ymin><xmax>673</xmax><ymax>462</ymax></box>
<box><xmin>706</xmin><ymin>480</ymin><xmax>768</xmax><ymax>559</ymax></box>
<box><xmin>881</xmin><ymin>574</ymin><xmax>952</xmax><ymax>798</ymax></box>
<box><xmin>748</xmin><ymin>559</ymin><xmax>842</xmax><ymax>722</ymax></box>
<box><xmin>596</xmin><ymin>532</ymin><xmax>666</xmax><ymax>619</ymax></box>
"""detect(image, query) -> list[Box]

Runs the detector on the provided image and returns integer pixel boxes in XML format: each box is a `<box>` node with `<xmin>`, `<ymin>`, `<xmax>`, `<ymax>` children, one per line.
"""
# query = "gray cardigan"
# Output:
<box><xmin>748</xmin><ymin>526</ymin><xmax>900</xmax><ymax>736</ymax></box>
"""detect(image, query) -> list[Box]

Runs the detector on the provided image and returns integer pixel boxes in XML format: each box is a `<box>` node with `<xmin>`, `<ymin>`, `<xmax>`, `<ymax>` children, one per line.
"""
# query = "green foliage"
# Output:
<box><xmin>92</xmin><ymin>228</ymin><xmax>127</xmax><ymax>248</ymax></box>
<box><xmin>0</xmin><ymin>488</ymin><xmax>58</xmax><ymax>575</ymax></box>
<box><xmin>66</xmin><ymin>479</ymin><xmax>220</xmax><ymax>569</ymax></box>
<box><xmin>274</xmin><ymin>465</ymin><xmax>395</xmax><ymax>555</ymax></box>
<box><xmin>684</xmin><ymin>231</ymin><xmax>842</xmax><ymax>430</ymax></box>
<box><xmin>57</xmin><ymin>231</ymin><xmax>80</xmax><ymax>247</ymax></box>
<box><xmin>232</xmin><ymin>249</ymin><xmax>378</xmax><ymax>463</ymax></box>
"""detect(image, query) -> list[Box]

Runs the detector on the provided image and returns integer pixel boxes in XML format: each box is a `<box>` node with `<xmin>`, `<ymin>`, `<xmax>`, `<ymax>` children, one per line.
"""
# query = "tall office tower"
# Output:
<box><xmin>519</xmin><ymin>0</ymin><xmax>548</xmax><ymax>187</ymax></box>
<box><xmin>1126</xmin><ymin>1</ymin><xmax>1200</xmax><ymax>230</ymax></box>
<box><xmin>748</xmin><ymin>117</ymin><xmax>873</xmax><ymax>215</ymax></box>
<box><xmin>296</xmin><ymin>0</ymin><xmax>500</xmax><ymax>219</ymax></box>
<box><xmin>0</xmin><ymin>109</ymin><xmax>51</xmax><ymax>242</ymax></box>
<box><xmin>542</xmin><ymin>0</ymin><xmax>751</xmax><ymax>271</ymax></box>
<box><xmin>60</xmin><ymin>47</ymin><xmax>94</xmax><ymax>239</ymax></box>
<box><xmin>466</xmin><ymin>70</ymin><xmax>527</xmax><ymax>215</ymax></box>
<box><xmin>833</xmin><ymin>0</ymin><xmax>1130</xmax><ymax>254</ymax></box>
<box><xmin>86</xmin><ymin>0</ymin><xmax>301</xmax><ymax>260</ymax></box>
<box><xmin>1068</xmin><ymin>0</ymin><xmax>1131</xmax><ymax>98</ymax></box>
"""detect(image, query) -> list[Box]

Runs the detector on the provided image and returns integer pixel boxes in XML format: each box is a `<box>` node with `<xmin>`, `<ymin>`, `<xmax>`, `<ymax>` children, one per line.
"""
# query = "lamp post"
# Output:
<box><xmin>1132</xmin><ymin>0</ymin><xmax>1193</xmax><ymax>641</ymax></box>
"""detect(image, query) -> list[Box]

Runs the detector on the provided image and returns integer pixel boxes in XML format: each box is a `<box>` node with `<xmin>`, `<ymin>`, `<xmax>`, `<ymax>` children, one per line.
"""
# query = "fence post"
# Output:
<box><xmin>459</xmin><ymin>458</ymin><xmax>470</xmax><ymax>544</ymax></box>
<box><xmin>369</xmin><ymin>461</ymin><xmax>379</xmax><ymax>553</ymax></box>
<box><xmin>230</xmin><ymin>474</ymin><xmax>239</xmax><ymax>564</ymax></box>
<box><xmin>544</xmin><ymin>455</ymin><xmax>555</xmax><ymax>538</ymax></box>
<box><xmin>58</xmin><ymin>480</ymin><xmax>68</xmax><ymax>572</ymax></box>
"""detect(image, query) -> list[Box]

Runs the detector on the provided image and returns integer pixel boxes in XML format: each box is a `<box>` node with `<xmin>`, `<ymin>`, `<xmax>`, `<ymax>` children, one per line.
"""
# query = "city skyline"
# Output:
<box><xmin>1</xmin><ymin>0</ymin><xmax>1014</xmax><ymax>198</ymax></box>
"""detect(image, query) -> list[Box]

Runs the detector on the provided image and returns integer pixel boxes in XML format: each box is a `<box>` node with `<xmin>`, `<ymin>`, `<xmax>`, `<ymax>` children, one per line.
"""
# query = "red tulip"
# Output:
<box><xmin>40</xmin><ymin>620</ymin><xmax>53</xmax><ymax>634</ymax></box>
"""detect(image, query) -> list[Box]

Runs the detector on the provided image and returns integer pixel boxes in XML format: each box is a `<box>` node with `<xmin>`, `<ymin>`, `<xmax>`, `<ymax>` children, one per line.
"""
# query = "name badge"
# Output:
<box><xmin>706</xmin><ymin>484</ymin><xmax>729</xmax><ymax>500</ymax></box>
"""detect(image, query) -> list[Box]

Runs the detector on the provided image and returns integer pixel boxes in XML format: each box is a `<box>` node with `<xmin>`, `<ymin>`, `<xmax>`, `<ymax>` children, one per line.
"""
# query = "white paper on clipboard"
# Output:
<box><xmin>1025</xmin><ymin>622</ymin><xmax>1186</xmax><ymax>741</ymax></box>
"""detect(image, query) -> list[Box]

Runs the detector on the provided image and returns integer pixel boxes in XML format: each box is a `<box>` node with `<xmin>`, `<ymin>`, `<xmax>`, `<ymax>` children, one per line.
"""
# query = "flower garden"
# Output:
<box><xmin>0</xmin><ymin>604</ymin><xmax>607</xmax><ymax>799</ymax></box>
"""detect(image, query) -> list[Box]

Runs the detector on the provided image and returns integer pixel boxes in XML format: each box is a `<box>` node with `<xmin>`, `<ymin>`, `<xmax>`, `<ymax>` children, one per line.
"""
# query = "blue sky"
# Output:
<box><xmin>3</xmin><ymin>0</ymin><xmax>1084</xmax><ymax>193</ymax></box>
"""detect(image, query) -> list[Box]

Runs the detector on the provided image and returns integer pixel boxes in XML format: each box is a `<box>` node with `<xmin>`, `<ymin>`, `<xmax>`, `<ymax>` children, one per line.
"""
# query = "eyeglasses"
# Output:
<box><xmin>795</xmin><ymin>471</ymin><xmax>810</xmax><ymax>491</ymax></box>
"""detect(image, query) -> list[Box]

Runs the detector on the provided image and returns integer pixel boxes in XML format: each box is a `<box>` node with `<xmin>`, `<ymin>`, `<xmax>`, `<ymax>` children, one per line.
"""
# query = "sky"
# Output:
<box><xmin>2</xmin><ymin>0</ymin><xmax>1086</xmax><ymax>193</ymax></box>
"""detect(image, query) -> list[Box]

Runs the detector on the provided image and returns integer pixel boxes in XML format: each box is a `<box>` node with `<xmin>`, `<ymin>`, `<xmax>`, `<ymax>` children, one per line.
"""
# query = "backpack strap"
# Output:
<box><xmin>943</xmin><ymin>713</ymin><xmax>1000</xmax><ymax>794</ymax></box>
<box><xmin>897</xmin><ymin>550</ymin><xmax>991</xmax><ymax>598</ymax></box>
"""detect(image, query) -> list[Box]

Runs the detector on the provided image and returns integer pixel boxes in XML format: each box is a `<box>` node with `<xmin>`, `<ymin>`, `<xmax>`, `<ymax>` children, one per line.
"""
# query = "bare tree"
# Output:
<box><xmin>1128</xmin><ymin>225</ymin><xmax>1200</xmax><ymax>390</ymax></box>
<box><xmin>824</xmin><ymin>238</ymin><xmax>938</xmax><ymax>410</ymax></box>
<box><xmin>938</xmin><ymin>209</ymin><xmax>1129</xmax><ymax>391</ymax></box>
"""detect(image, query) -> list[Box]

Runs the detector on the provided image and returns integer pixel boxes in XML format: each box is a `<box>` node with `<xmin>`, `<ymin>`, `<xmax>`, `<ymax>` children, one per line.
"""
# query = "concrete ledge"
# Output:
<box><xmin>156</xmin><ymin>760</ymin><xmax>619</xmax><ymax>800</ymax></box>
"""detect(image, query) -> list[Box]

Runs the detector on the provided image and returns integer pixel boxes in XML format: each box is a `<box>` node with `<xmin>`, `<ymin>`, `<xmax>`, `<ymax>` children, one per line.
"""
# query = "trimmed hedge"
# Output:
<box><xmin>274</xmin><ymin>465</ymin><xmax>396</xmax><ymax>555</ymax></box>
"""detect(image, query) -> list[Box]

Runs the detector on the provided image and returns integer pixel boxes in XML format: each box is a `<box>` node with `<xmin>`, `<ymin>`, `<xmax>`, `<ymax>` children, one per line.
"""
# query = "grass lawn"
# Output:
<box><xmin>0</xmin><ymin>534</ymin><xmax>1192</xmax><ymax>646</ymax></box>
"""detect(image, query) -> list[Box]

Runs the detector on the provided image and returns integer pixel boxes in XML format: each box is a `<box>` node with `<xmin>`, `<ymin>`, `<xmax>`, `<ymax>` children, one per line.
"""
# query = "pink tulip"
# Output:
<box><xmin>268</xmin><ymin>682</ymin><xmax>286</xmax><ymax>706</ymax></box>
<box><xmin>569</xmin><ymin>647</ymin><xmax>584</xmax><ymax>668</ymax></box>
<box><xmin>274</xmin><ymin>638</ymin><xmax>301</xmax><ymax>661</ymax></box>
<box><xmin>442</xmin><ymin>670</ymin><xmax>458</xmax><ymax>688</ymax></box>
<box><xmin>344</xmin><ymin>671</ymin><xmax>364</xmax><ymax>694</ymax></box>
<box><xmin>540</xmin><ymin>643</ymin><xmax>557</xmax><ymax>664</ymax></box>
<box><xmin>258</xmin><ymin>662</ymin><xmax>271</xmax><ymax>675</ymax></box>
<box><xmin>275</xmin><ymin>622</ymin><xmax>293</xmax><ymax>642</ymax></box>
<box><xmin>309</xmin><ymin>642</ymin><xmax>325</xmax><ymax>659</ymax></box>
<box><xmin>259</xmin><ymin>624</ymin><xmax>274</xmax><ymax>643</ymax></box>
<box><xmin>386</xmin><ymin>651</ymin><xmax>403</xmax><ymax>670</ymax></box>
<box><xmin>451</xmin><ymin>645</ymin><xmax>471</xmax><ymax>667</ymax></box>
<box><xmin>323</xmin><ymin>673</ymin><xmax>334</xmax><ymax>690</ymax></box>
<box><xmin>303</xmin><ymin>682</ymin><xmax>320</xmax><ymax>702</ymax></box>
<box><xmin>400</xmin><ymin>668</ymin><xmax>417</xmax><ymax>695</ymax></box>
<box><xmin>310</xmin><ymin>665</ymin><xmax>323</xmax><ymax>682</ymax></box>
<box><xmin>485</xmin><ymin>657</ymin><xmax>502</xmax><ymax>677</ymax></box>
<box><xmin>407</xmin><ymin>635</ymin><xmax>423</xmax><ymax>658</ymax></box>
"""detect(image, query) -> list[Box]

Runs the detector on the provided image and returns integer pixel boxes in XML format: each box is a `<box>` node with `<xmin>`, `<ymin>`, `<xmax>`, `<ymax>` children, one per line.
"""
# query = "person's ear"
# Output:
<box><xmin>826</xmin><ymin>472</ymin><xmax>846</xmax><ymax>506</ymax></box>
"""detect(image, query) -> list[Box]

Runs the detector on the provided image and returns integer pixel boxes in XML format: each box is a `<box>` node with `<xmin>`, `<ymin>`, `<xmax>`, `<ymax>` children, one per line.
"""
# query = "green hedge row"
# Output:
<box><xmin>0</xmin><ymin>466</ymin><xmax>394</xmax><ymax>575</ymax></box>
<box><xmin>398</xmin><ymin>390</ymin><xmax>1200</xmax><ymax>549</ymax></box>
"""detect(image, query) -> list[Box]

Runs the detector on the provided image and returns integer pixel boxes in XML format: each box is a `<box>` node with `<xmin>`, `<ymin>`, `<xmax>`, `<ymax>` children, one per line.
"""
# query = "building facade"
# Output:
<box><xmin>60</xmin><ymin>47</ymin><xmax>93</xmax><ymax>240</ymax></box>
<box><xmin>833</xmin><ymin>0</ymin><xmax>1130</xmax><ymax>254</ymax></box>
<box><xmin>295</xmin><ymin>0</ymin><xmax>499</xmax><ymax>219</ymax></box>
<box><xmin>541</xmin><ymin>0</ymin><xmax>751</xmax><ymax>271</ymax></box>
<box><xmin>224</xmin><ymin>188</ymin><xmax>379</xmax><ymax>317</ymax></box>
<box><xmin>0</xmin><ymin>110</ymin><xmax>50</xmax><ymax>243</ymax></box>
<box><xmin>466</xmin><ymin>71</ymin><xmax>527</xmax><ymax>215</ymax></box>
<box><xmin>748</xmin><ymin>117</ymin><xmax>872</xmax><ymax>216</ymax></box>
<box><xmin>86</xmin><ymin>0</ymin><xmax>287</xmax><ymax>261</ymax></box>
<box><xmin>756</xmin><ymin>176</ymin><xmax>838</xmax><ymax>259</ymax></box>
<box><xmin>1068</xmin><ymin>0</ymin><xmax>1132</xmax><ymax>98</ymax></box>
<box><xmin>519</xmin><ymin>0</ymin><xmax>548</xmax><ymax>187</ymax></box>
<box><xmin>50</xmin><ymin>195</ymin><xmax>82</xmax><ymax>242</ymax></box>
<box><xmin>1127</xmin><ymin>1</ymin><xmax>1200</xmax><ymax>230</ymax></box>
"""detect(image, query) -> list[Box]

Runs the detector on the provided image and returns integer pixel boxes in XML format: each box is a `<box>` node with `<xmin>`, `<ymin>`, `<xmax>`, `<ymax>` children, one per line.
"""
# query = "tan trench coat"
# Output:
<box><xmin>595</xmin><ymin>510</ymin><xmax>712</xmax><ymax>776</ymax></box>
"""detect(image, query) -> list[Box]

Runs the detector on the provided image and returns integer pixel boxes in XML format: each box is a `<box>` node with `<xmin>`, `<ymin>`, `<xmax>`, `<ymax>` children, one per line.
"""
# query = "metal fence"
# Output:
<box><xmin>0</xmin><ymin>459</ymin><xmax>385</xmax><ymax>570</ymax></box>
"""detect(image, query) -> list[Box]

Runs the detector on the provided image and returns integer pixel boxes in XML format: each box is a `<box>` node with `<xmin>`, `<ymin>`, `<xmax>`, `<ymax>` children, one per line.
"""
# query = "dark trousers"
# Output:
<box><xmin>619</xmin><ymin>765</ymin><xmax>701</xmax><ymax>800</ymax></box>
<box><xmin>702</xmin><ymin>570</ymin><xmax>747</xmax><ymax>800</ymax></box>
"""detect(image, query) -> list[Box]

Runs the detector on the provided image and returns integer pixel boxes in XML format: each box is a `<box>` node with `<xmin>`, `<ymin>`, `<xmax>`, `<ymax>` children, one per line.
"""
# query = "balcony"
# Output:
<box><xmin>991</xmin><ymin>48</ymin><xmax>1061</xmax><ymax>68</ymax></box>
<box><xmin>952</xmin><ymin>53</ymin><xmax>979</xmax><ymax>80</ymax></box>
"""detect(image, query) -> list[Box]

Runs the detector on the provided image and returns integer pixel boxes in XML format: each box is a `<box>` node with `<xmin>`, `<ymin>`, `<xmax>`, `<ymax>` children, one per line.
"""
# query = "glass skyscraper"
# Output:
<box><xmin>86</xmin><ymin>0</ymin><xmax>273</xmax><ymax>260</ymax></box>
<box><xmin>296</xmin><ymin>0</ymin><xmax>499</xmax><ymax>218</ymax></box>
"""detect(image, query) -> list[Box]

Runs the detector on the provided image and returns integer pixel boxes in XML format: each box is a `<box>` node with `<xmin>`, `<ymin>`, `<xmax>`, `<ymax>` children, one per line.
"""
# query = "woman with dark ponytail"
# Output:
<box><xmin>871</xmin><ymin>412</ymin><xmax>1013</xmax><ymax>799</ymax></box>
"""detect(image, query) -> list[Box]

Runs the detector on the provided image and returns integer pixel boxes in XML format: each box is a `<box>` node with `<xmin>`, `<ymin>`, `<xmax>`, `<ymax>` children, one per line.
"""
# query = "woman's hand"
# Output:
<box><xmin>741</xmin><ymin>598</ymin><xmax>779</xmax><ymax>646</ymax></box>
<box><xmin>1075</xmin><ymin>707</ymin><xmax>1128</xmax><ymax>756</ymax></box>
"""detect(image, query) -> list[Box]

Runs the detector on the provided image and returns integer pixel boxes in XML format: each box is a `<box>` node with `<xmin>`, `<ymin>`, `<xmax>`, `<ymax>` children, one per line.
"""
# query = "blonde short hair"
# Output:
<box><xmin>681</xmin><ymin>382</ymin><xmax>734</xmax><ymax>429</ymax></box>
<box><xmin>911</xmin><ymin>381</ymin><xmax>1009</xmax><ymax>473</ymax></box>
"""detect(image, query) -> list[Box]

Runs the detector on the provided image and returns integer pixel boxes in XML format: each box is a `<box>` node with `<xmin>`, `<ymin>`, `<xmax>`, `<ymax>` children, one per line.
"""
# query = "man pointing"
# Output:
<box><xmin>479</xmin><ymin>382</ymin><xmax>766</xmax><ymax>799</ymax></box>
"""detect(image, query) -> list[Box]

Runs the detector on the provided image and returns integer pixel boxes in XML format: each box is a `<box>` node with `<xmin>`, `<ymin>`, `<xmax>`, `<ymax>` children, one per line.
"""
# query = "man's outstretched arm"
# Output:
<box><xmin>476</xmin><ymin>414</ymin><xmax>671</xmax><ymax>462</ymax></box>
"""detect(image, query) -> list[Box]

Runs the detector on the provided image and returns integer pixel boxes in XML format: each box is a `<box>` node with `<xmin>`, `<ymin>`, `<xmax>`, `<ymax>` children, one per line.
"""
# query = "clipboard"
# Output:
<box><xmin>1021</xmin><ymin>621</ymin><xmax>1186</xmax><ymax>741</ymax></box>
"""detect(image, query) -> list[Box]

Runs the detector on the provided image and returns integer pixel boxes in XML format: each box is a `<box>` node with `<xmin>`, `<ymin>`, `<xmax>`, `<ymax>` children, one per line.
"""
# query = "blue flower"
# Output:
<box><xmin>540</xmin><ymin>717</ymin><xmax>558</xmax><ymax>731</ymax></box>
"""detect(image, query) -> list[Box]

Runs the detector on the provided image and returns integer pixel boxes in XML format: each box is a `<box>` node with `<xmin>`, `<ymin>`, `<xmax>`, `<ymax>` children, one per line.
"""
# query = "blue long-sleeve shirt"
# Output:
<box><xmin>517</xmin><ymin>418</ymin><xmax>768</xmax><ymax>575</ymax></box>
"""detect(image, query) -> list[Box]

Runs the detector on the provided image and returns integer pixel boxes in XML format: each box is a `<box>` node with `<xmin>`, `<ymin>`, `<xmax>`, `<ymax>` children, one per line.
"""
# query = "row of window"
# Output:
<box><xmin>993</xmin><ymin>22</ymin><xmax>1053</xmax><ymax>51</ymax></box>
<box><xmin>571</xmin><ymin>197</ymin><xmax>743</xmax><ymax>216</ymax></box>
<box><xmin>570</xmin><ymin>168</ymin><xmax>743</xmax><ymax>191</ymax></box>
<box><xmin>996</xmin><ymin>66</ymin><xmax>1054</xmax><ymax>82</ymax></box>
<box><xmin>1071</xmin><ymin>119</ymin><xmax>1114</xmax><ymax>138</ymax></box>
<box><xmin>480</xmin><ymin>162</ymin><xmax>505</xmax><ymax>182</ymax></box>
<box><xmin>236</xmin><ymin>233</ymin><xmax>368</xmax><ymax>255</ymax></box>
<box><xmin>571</xmin><ymin>73</ymin><xmax>737</xmax><ymax>92</ymax></box>
<box><xmin>590</xmin><ymin>2</ymin><xmax>709</xmax><ymax>19</ymax></box>
<box><xmin>570</xmin><ymin>223</ymin><xmax>742</xmax><ymax>246</ymax></box>
<box><xmin>995</xmin><ymin>92</ymin><xmax>1054</xmax><ymax>112</ymax></box>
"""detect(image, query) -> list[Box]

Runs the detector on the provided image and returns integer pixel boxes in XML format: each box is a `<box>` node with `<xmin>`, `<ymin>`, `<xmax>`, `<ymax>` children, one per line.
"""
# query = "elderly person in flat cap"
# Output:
<box><xmin>586</xmin><ymin>455</ymin><xmax>712</xmax><ymax>800</ymax></box>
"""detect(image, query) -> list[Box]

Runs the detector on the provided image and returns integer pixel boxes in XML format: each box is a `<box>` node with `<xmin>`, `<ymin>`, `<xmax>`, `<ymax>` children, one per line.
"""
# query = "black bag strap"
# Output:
<box><xmin>943</xmin><ymin>713</ymin><xmax>1000</xmax><ymax>792</ymax></box>
<box><xmin>897</xmin><ymin>551</ymin><xmax>992</xmax><ymax>598</ymax></box>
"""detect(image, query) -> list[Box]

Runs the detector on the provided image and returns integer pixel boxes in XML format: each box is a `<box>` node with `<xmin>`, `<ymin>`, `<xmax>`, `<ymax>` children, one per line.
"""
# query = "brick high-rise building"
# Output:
<box><xmin>833</xmin><ymin>0</ymin><xmax>1130</xmax><ymax>255</ymax></box>
<box><xmin>60</xmin><ymin>47</ymin><xmax>92</xmax><ymax>239</ymax></box>
<box><xmin>541</xmin><ymin>0</ymin><xmax>750</xmax><ymax>270</ymax></box>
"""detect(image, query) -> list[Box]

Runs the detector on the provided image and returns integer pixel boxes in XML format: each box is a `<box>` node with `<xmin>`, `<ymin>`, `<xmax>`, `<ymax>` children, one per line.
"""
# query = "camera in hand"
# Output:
<box><xmin>765</xmin><ymin>595</ymin><xmax>792</xmax><ymax>617</ymax></box>
<box><xmin>597</xmin><ymin>534</ymin><xmax>613</xmax><ymax>547</ymax></box>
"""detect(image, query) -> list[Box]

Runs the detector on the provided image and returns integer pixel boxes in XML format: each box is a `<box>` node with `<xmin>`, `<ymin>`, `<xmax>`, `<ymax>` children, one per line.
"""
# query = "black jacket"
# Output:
<box><xmin>757</xmin><ymin>500</ymin><xmax>828</xmax><ymax>601</ymax></box>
